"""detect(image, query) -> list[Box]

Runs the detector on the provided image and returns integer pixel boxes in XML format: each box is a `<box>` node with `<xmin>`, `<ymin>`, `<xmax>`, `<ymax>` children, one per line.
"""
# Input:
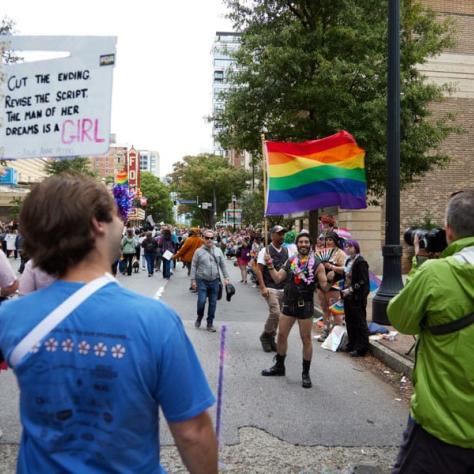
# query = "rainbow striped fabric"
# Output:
<box><xmin>115</xmin><ymin>170</ymin><xmax>128</xmax><ymax>186</ymax></box>
<box><xmin>265</xmin><ymin>131</ymin><xmax>367</xmax><ymax>215</ymax></box>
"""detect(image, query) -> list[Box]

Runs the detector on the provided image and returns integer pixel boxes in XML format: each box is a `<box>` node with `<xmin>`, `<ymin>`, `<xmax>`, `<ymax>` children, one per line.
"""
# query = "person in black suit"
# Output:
<box><xmin>341</xmin><ymin>240</ymin><xmax>370</xmax><ymax>357</ymax></box>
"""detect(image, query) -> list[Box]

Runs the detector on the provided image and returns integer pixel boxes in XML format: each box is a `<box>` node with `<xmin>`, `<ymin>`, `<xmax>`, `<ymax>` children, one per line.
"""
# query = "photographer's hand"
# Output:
<box><xmin>414</xmin><ymin>234</ymin><xmax>429</xmax><ymax>257</ymax></box>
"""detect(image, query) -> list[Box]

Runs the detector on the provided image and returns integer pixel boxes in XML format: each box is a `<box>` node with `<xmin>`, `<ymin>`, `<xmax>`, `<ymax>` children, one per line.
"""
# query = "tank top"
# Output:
<box><xmin>262</xmin><ymin>244</ymin><xmax>288</xmax><ymax>290</ymax></box>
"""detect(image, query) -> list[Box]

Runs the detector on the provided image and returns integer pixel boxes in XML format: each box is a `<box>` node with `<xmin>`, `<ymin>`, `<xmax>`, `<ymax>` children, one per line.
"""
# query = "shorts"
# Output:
<box><xmin>282</xmin><ymin>299</ymin><xmax>314</xmax><ymax>319</ymax></box>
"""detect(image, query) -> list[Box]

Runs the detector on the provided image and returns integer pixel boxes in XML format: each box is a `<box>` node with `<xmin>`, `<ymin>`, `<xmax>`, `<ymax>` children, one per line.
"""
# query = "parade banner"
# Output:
<box><xmin>264</xmin><ymin>131</ymin><xmax>367</xmax><ymax>215</ymax></box>
<box><xmin>0</xmin><ymin>36</ymin><xmax>116</xmax><ymax>159</ymax></box>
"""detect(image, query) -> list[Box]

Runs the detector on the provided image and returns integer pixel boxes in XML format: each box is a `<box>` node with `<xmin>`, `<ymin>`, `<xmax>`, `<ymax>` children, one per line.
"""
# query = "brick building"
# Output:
<box><xmin>89</xmin><ymin>146</ymin><xmax>128</xmax><ymax>180</ymax></box>
<box><xmin>398</xmin><ymin>0</ymin><xmax>474</xmax><ymax>269</ymax></box>
<box><xmin>319</xmin><ymin>0</ymin><xmax>474</xmax><ymax>274</ymax></box>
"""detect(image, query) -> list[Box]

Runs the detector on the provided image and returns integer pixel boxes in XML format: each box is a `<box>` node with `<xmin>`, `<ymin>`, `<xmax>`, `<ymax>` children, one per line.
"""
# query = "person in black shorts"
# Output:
<box><xmin>261</xmin><ymin>230</ymin><xmax>332</xmax><ymax>388</ymax></box>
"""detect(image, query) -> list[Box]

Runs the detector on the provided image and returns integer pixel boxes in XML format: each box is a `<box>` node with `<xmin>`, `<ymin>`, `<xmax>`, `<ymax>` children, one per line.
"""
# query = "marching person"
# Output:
<box><xmin>235</xmin><ymin>238</ymin><xmax>251</xmax><ymax>283</ymax></box>
<box><xmin>158</xmin><ymin>227</ymin><xmax>175</xmax><ymax>280</ymax></box>
<box><xmin>261</xmin><ymin>230</ymin><xmax>332</xmax><ymax>388</ymax></box>
<box><xmin>0</xmin><ymin>248</ymin><xmax>18</xmax><ymax>301</ymax></box>
<box><xmin>255</xmin><ymin>225</ymin><xmax>288</xmax><ymax>352</ymax></box>
<box><xmin>191</xmin><ymin>230</ymin><xmax>229</xmax><ymax>332</ymax></box>
<box><xmin>0</xmin><ymin>246</ymin><xmax>19</xmax><ymax>379</ymax></box>
<box><xmin>339</xmin><ymin>240</ymin><xmax>370</xmax><ymax>357</ymax></box>
<box><xmin>19</xmin><ymin>259</ymin><xmax>55</xmax><ymax>295</ymax></box>
<box><xmin>389</xmin><ymin>189</ymin><xmax>474</xmax><ymax>473</ymax></box>
<box><xmin>316</xmin><ymin>231</ymin><xmax>347</xmax><ymax>341</ymax></box>
<box><xmin>0</xmin><ymin>175</ymin><xmax>217</xmax><ymax>473</ymax></box>
<box><xmin>141</xmin><ymin>231</ymin><xmax>159</xmax><ymax>277</ymax></box>
<box><xmin>172</xmin><ymin>228</ymin><xmax>203</xmax><ymax>279</ymax></box>
<box><xmin>120</xmin><ymin>228</ymin><xmax>136</xmax><ymax>276</ymax></box>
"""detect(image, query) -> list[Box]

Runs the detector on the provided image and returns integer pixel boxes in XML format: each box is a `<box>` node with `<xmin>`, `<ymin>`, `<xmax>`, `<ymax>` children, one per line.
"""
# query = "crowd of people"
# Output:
<box><xmin>0</xmin><ymin>175</ymin><xmax>472</xmax><ymax>472</ymax></box>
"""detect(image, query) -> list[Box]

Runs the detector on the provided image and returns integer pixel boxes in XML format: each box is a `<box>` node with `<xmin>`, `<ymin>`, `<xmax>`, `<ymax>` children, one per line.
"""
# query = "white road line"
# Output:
<box><xmin>154</xmin><ymin>279</ymin><xmax>169</xmax><ymax>300</ymax></box>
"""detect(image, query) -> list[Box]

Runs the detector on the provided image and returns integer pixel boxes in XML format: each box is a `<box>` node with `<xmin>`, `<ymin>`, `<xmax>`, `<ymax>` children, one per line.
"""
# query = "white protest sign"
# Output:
<box><xmin>0</xmin><ymin>36</ymin><xmax>116</xmax><ymax>159</ymax></box>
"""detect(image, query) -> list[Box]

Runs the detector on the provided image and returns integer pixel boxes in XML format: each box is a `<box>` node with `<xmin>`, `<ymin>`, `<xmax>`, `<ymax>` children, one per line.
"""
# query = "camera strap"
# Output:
<box><xmin>423</xmin><ymin>311</ymin><xmax>474</xmax><ymax>336</ymax></box>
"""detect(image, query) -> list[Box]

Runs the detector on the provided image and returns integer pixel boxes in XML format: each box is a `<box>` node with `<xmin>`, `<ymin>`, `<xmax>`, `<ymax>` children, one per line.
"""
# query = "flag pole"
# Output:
<box><xmin>261</xmin><ymin>133</ymin><xmax>268</xmax><ymax>246</ymax></box>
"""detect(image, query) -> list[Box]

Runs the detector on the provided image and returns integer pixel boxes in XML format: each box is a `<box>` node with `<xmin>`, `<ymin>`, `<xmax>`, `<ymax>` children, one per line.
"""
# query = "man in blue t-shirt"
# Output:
<box><xmin>0</xmin><ymin>175</ymin><xmax>217</xmax><ymax>474</ymax></box>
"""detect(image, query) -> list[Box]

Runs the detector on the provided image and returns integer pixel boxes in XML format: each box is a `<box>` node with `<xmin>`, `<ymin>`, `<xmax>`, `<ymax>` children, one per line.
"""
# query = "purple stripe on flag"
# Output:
<box><xmin>265</xmin><ymin>192</ymin><xmax>367</xmax><ymax>216</ymax></box>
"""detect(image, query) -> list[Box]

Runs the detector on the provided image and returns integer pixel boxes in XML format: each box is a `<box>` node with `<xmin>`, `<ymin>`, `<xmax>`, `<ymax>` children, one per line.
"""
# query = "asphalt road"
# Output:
<box><xmin>0</xmin><ymin>257</ymin><xmax>408</xmax><ymax>472</ymax></box>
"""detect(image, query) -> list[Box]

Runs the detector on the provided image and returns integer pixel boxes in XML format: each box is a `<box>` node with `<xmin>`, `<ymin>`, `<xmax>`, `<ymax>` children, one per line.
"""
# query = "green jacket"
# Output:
<box><xmin>121</xmin><ymin>236</ymin><xmax>136</xmax><ymax>254</ymax></box>
<box><xmin>388</xmin><ymin>236</ymin><xmax>474</xmax><ymax>448</ymax></box>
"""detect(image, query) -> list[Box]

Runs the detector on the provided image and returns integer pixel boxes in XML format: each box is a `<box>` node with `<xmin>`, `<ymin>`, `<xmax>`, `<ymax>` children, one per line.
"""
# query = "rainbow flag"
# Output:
<box><xmin>265</xmin><ymin>131</ymin><xmax>367</xmax><ymax>215</ymax></box>
<box><xmin>115</xmin><ymin>170</ymin><xmax>128</xmax><ymax>186</ymax></box>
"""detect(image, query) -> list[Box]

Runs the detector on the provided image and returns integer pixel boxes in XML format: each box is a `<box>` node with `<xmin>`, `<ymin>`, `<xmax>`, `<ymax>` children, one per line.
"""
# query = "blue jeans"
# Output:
<box><xmin>197</xmin><ymin>279</ymin><xmax>219</xmax><ymax>326</ymax></box>
<box><xmin>144</xmin><ymin>254</ymin><xmax>155</xmax><ymax>275</ymax></box>
<box><xmin>162</xmin><ymin>258</ymin><xmax>171</xmax><ymax>279</ymax></box>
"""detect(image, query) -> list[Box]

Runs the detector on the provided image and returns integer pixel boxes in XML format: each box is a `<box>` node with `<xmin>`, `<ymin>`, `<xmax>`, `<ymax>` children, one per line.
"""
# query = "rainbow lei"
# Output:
<box><xmin>289</xmin><ymin>252</ymin><xmax>316</xmax><ymax>285</ymax></box>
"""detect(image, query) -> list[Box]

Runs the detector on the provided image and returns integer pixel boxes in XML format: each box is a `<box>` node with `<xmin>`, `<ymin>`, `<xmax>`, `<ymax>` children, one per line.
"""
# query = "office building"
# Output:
<box><xmin>212</xmin><ymin>31</ymin><xmax>241</xmax><ymax>157</ymax></box>
<box><xmin>138</xmin><ymin>149</ymin><xmax>160</xmax><ymax>178</ymax></box>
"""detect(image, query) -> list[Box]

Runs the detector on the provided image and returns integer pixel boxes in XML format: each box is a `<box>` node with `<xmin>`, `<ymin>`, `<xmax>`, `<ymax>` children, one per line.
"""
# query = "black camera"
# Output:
<box><xmin>403</xmin><ymin>227</ymin><xmax>447</xmax><ymax>253</ymax></box>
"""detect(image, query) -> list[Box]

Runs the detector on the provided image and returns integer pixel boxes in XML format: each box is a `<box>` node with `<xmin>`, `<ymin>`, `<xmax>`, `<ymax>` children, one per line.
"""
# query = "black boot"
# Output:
<box><xmin>259</xmin><ymin>332</ymin><xmax>273</xmax><ymax>352</ymax></box>
<box><xmin>262</xmin><ymin>354</ymin><xmax>286</xmax><ymax>376</ymax></box>
<box><xmin>302</xmin><ymin>359</ymin><xmax>312</xmax><ymax>388</ymax></box>
<box><xmin>270</xmin><ymin>334</ymin><xmax>277</xmax><ymax>352</ymax></box>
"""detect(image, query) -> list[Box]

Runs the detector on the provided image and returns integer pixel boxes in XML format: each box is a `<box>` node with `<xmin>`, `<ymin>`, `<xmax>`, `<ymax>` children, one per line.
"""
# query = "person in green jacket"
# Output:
<box><xmin>388</xmin><ymin>189</ymin><xmax>474</xmax><ymax>473</ymax></box>
<box><xmin>121</xmin><ymin>228</ymin><xmax>137</xmax><ymax>276</ymax></box>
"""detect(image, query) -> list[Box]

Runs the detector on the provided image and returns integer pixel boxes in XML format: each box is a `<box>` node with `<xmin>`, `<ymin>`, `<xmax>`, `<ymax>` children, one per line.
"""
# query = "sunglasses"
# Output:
<box><xmin>204</xmin><ymin>236</ymin><xmax>214</xmax><ymax>240</ymax></box>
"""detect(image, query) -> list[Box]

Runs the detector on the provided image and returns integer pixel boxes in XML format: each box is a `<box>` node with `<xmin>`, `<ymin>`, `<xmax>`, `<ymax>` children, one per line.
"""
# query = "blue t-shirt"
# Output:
<box><xmin>0</xmin><ymin>280</ymin><xmax>215</xmax><ymax>473</ymax></box>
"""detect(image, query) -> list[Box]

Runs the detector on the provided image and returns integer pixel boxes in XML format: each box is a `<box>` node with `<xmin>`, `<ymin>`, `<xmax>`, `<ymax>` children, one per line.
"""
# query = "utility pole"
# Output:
<box><xmin>213</xmin><ymin>187</ymin><xmax>217</xmax><ymax>228</ymax></box>
<box><xmin>372</xmin><ymin>0</ymin><xmax>404</xmax><ymax>324</ymax></box>
<box><xmin>232</xmin><ymin>194</ymin><xmax>236</xmax><ymax>232</ymax></box>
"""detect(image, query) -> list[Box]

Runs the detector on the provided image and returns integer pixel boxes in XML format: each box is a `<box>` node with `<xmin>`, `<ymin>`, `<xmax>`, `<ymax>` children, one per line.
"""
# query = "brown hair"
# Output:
<box><xmin>20</xmin><ymin>174</ymin><xmax>115</xmax><ymax>277</ymax></box>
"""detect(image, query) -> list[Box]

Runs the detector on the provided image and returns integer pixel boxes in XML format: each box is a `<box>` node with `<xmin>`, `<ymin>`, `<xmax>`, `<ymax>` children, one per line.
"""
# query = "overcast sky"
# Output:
<box><xmin>2</xmin><ymin>0</ymin><xmax>233</xmax><ymax>175</ymax></box>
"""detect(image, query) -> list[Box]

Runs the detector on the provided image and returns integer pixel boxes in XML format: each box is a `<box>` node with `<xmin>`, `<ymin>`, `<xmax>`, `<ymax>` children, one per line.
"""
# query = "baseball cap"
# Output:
<box><xmin>271</xmin><ymin>225</ymin><xmax>286</xmax><ymax>234</ymax></box>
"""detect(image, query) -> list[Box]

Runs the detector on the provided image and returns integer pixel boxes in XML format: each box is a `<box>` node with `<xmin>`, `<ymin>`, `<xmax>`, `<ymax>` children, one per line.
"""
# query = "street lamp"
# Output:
<box><xmin>372</xmin><ymin>0</ymin><xmax>404</xmax><ymax>324</ymax></box>
<box><xmin>231</xmin><ymin>194</ymin><xmax>236</xmax><ymax>232</ymax></box>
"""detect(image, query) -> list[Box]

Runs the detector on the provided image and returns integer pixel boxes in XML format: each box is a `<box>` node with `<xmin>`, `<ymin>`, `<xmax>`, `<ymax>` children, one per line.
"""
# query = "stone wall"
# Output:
<box><xmin>399</xmin><ymin>1</ymin><xmax>474</xmax><ymax>271</ymax></box>
<box><xmin>338</xmin><ymin>206</ymin><xmax>384</xmax><ymax>274</ymax></box>
<box><xmin>420</xmin><ymin>0</ymin><xmax>474</xmax><ymax>16</ymax></box>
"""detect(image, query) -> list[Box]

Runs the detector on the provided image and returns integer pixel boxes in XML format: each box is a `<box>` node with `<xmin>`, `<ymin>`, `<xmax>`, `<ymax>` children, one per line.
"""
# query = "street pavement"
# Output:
<box><xmin>0</xmin><ymin>257</ymin><xmax>408</xmax><ymax>472</ymax></box>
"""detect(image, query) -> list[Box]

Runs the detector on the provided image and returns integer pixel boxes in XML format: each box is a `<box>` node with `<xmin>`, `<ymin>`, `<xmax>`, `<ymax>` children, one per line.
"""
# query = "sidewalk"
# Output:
<box><xmin>314</xmin><ymin>294</ymin><xmax>415</xmax><ymax>377</ymax></box>
<box><xmin>365</xmin><ymin>295</ymin><xmax>415</xmax><ymax>377</ymax></box>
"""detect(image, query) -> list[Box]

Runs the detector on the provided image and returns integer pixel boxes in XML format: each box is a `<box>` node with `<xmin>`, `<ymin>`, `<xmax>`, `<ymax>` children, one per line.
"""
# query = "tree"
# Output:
<box><xmin>105</xmin><ymin>175</ymin><xmax>115</xmax><ymax>186</ymax></box>
<box><xmin>140</xmin><ymin>172</ymin><xmax>173</xmax><ymax>224</ymax></box>
<box><xmin>215</xmin><ymin>0</ymin><xmax>458</xmax><ymax>196</ymax></box>
<box><xmin>44</xmin><ymin>157</ymin><xmax>97</xmax><ymax>177</ymax></box>
<box><xmin>1</xmin><ymin>17</ymin><xmax>22</xmax><ymax>169</ymax></box>
<box><xmin>8</xmin><ymin>196</ymin><xmax>23</xmax><ymax>220</ymax></box>
<box><xmin>168</xmin><ymin>154</ymin><xmax>251</xmax><ymax>227</ymax></box>
<box><xmin>241</xmin><ymin>189</ymin><xmax>265</xmax><ymax>227</ymax></box>
<box><xmin>1</xmin><ymin>17</ymin><xmax>22</xmax><ymax>64</ymax></box>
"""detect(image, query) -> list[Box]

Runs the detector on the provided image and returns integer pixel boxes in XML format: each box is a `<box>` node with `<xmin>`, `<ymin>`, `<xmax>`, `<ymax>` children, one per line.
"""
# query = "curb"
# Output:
<box><xmin>369</xmin><ymin>340</ymin><xmax>414</xmax><ymax>377</ymax></box>
<box><xmin>314</xmin><ymin>305</ymin><xmax>414</xmax><ymax>377</ymax></box>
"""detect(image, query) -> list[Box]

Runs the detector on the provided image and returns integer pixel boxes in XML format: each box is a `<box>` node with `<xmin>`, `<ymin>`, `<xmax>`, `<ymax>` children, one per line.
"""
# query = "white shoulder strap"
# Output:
<box><xmin>454</xmin><ymin>246</ymin><xmax>474</xmax><ymax>265</ymax></box>
<box><xmin>9</xmin><ymin>273</ymin><xmax>115</xmax><ymax>368</ymax></box>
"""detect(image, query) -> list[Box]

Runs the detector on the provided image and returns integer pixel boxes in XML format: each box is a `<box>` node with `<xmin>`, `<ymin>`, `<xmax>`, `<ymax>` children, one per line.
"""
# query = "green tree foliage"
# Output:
<box><xmin>44</xmin><ymin>157</ymin><xmax>96</xmax><ymax>177</ymax></box>
<box><xmin>241</xmin><ymin>189</ymin><xmax>264</xmax><ymax>227</ymax></box>
<box><xmin>140</xmin><ymin>172</ymin><xmax>173</xmax><ymax>224</ymax></box>
<box><xmin>1</xmin><ymin>17</ymin><xmax>23</xmax><ymax>64</ymax></box>
<box><xmin>8</xmin><ymin>196</ymin><xmax>23</xmax><ymax>220</ymax></box>
<box><xmin>168</xmin><ymin>154</ymin><xmax>250</xmax><ymax>227</ymax></box>
<box><xmin>216</xmin><ymin>0</ymin><xmax>458</xmax><ymax>196</ymax></box>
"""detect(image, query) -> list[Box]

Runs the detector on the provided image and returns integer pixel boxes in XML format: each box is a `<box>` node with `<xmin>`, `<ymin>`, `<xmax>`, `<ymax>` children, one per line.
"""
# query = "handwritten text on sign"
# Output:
<box><xmin>1</xmin><ymin>36</ymin><xmax>116</xmax><ymax>159</ymax></box>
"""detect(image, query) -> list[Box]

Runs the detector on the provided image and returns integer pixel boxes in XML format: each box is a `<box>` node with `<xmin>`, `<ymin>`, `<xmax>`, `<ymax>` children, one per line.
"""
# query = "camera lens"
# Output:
<box><xmin>403</xmin><ymin>228</ymin><xmax>428</xmax><ymax>247</ymax></box>
<box><xmin>425</xmin><ymin>228</ymin><xmax>447</xmax><ymax>253</ymax></box>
